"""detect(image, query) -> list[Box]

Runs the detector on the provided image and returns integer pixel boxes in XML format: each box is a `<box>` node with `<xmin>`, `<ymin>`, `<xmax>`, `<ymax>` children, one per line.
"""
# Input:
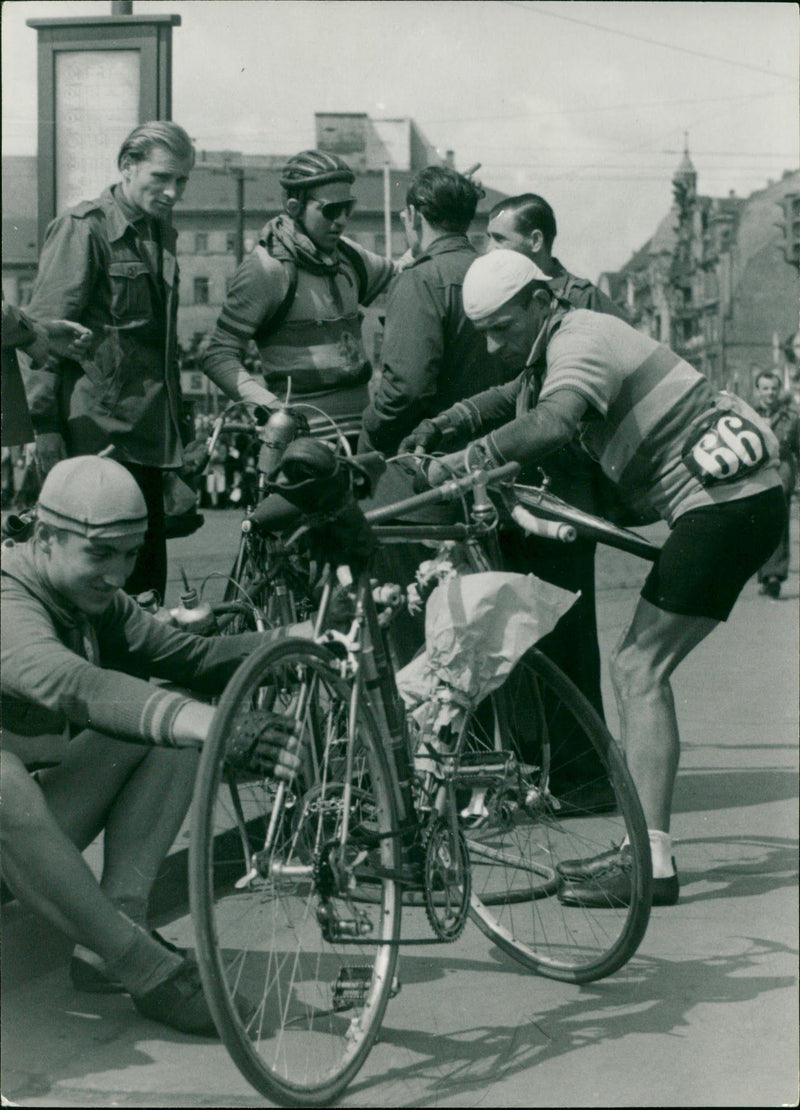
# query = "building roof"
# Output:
<box><xmin>1</xmin><ymin>151</ymin><xmax>506</xmax><ymax>239</ymax></box>
<box><xmin>178</xmin><ymin>161</ymin><xmax>506</xmax><ymax>219</ymax></box>
<box><xmin>733</xmin><ymin>171</ymin><xmax>799</xmax><ymax>272</ymax></box>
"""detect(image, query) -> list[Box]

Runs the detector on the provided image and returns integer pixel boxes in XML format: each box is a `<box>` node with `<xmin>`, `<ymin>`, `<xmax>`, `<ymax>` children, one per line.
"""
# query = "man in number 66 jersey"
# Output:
<box><xmin>401</xmin><ymin>249</ymin><xmax>786</xmax><ymax>908</ymax></box>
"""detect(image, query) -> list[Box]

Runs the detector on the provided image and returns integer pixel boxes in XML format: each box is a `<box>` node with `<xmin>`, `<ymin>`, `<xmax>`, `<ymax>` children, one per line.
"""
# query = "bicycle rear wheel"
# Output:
<box><xmin>464</xmin><ymin>649</ymin><xmax>652</xmax><ymax>982</ymax></box>
<box><xmin>190</xmin><ymin>639</ymin><xmax>401</xmax><ymax>1107</ymax></box>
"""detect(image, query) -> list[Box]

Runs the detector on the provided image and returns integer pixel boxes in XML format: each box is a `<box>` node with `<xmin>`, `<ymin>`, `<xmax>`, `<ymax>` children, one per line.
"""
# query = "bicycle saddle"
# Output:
<box><xmin>267</xmin><ymin>438</ymin><xmax>349</xmax><ymax>513</ymax></box>
<box><xmin>269</xmin><ymin>439</ymin><xmax>386</xmax><ymax>509</ymax></box>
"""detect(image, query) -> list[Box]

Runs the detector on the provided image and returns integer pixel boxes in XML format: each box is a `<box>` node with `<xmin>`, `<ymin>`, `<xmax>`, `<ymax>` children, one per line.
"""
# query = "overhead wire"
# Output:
<box><xmin>501</xmin><ymin>1</ymin><xmax>798</xmax><ymax>81</ymax></box>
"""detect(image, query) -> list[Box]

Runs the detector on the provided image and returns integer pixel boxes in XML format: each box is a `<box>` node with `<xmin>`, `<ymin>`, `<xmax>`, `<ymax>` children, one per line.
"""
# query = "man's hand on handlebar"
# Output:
<box><xmin>426</xmin><ymin>451</ymin><xmax>468</xmax><ymax>488</ymax></box>
<box><xmin>425</xmin><ymin>440</ymin><xmax>494</xmax><ymax>488</ymax></box>
<box><xmin>398</xmin><ymin>419</ymin><xmax>443</xmax><ymax>456</ymax></box>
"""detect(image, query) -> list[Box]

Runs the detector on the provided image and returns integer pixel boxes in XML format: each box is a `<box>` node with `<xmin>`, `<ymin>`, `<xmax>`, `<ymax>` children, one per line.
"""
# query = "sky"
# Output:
<box><xmin>2</xmin><ymin>0</ymin><xmax>798</xmax><ymax>280</ymax></box>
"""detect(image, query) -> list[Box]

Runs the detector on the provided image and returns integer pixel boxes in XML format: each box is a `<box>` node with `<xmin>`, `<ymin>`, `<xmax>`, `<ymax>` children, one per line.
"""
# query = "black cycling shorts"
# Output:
<box><xmin>641</xmin><ymin>486</ymin><xmax>786</xmax><ymax>621</ymax></box>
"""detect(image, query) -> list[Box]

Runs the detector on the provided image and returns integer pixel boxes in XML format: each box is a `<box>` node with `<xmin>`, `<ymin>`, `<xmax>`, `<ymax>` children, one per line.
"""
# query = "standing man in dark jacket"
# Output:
<box><xmin>2</xmin><ymin>303</ymin><xmax>92</xmax><ymax>506</ymax></box>
<box><xmin>753</xmin><ymin>369</ymin><xmax>800</xmax><ymax>598</ymax></box>
<box><xmin>21</xmin><ymin>121</ymin><xmax>196</xmax><ymax>599</ymax></box>
<box><xmin>2</xmin><ymin>303</ymin><xmax>92</xmax><ymax>449</ymax></box>
<box><xmin>486</xmin><ymin>193</ymin><xmax>629</xmax><ymax>319</ymax></box>
<box><xmin>360</xmin><ymin>166</ymin><xmax>505</xmax><ymax>455</ymax></box>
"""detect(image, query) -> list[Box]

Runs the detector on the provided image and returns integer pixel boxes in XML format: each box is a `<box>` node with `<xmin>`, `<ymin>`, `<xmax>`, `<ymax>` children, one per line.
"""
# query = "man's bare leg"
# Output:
<box><xmin>611</xmin><ymin>597</ymin><xmax>718</xmax><ymax>833</ymax></box>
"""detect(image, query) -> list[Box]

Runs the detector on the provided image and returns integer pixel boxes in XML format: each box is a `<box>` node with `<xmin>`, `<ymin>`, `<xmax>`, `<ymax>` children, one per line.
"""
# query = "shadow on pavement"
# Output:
<box><xmin>673</xmin><ymin>767</ymin><xmax>798</xmax><ymax>815</ymax></box>
<box><xmin>666</xmin><ymin>832</ymin><xmax>799</xmax><ymax>904</ymax></box>
<box><xmin>352</xmin><ymin>937</ymin><xmax>796</xmax><ymax>1107</ymax></box>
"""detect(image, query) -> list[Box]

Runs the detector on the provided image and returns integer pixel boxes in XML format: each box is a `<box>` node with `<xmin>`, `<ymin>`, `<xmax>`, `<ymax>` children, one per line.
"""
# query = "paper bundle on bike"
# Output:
<box><xmin>396</xmin><ymin>571</ymin><xmax>578</xmax><ymax>736</ymax></box>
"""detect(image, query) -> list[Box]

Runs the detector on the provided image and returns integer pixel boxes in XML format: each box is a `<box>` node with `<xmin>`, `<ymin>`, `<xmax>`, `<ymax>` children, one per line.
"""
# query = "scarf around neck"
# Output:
<box><xmin>260</xmin><ymin>214</ymin><xmax>345</xmax><ymax>277</ymax></box>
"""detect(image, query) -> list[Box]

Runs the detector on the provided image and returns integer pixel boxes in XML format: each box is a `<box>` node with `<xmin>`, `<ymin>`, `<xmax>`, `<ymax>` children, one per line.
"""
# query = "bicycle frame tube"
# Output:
<box><xmin>353</xmin><ymin>570</ymin><xmax>418</xmax><ymax>839</ymax></box>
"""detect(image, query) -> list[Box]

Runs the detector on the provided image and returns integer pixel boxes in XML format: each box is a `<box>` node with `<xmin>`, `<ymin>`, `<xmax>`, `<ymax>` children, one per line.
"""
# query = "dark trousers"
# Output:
<box><xmin>498</xmin><ymin>529</ymin><xmax>604</xmax><ymax>719</ymax></box>
<box><xmin>120</xmin><ymin>462</ymin><xmax>167</xmax><ymax>601</ymax></box>
<box><xmin>757</xmin><ymin>487</ymin><xmax>792</xmax><ymax>583</ymax></box>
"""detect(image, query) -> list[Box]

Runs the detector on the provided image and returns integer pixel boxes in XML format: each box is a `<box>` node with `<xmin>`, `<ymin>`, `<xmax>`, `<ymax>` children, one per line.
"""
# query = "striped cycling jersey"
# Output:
<box><xmin>538</xmin><ymin>310</ymin><xmax>780</xmax><ymax>524</ymax></box>
<box><xmin>205</xmin><ymin>230</ymin><xmax>394</xmax><ymax>427</ymax></box>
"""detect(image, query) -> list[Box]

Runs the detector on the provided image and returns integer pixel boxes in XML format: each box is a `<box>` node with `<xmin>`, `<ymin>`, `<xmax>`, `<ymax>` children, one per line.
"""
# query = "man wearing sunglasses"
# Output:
<box><xmin>204</xmin><ymin>150</ymin><xmax>395</xmax><ymax>440</ymax></box>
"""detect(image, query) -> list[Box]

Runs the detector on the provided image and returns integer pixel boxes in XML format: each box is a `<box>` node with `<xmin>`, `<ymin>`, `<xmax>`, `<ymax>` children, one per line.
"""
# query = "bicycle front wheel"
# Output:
<box><xmin>190</xmin><ymin>639</ymin><xmax>401</xmax><ymax>1107</ymax></box>
<box><xmin>464</xmin><ymin>649</ymin><xmax>652</xmax><ymax>983</ymax></box>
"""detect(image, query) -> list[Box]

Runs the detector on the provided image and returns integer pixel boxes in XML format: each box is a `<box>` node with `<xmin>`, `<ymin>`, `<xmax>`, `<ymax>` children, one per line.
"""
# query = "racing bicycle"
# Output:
<box><xmin>188</xmin><ymin>447</ymin><xmax>656</xmax><ymax>1106</ymax></box>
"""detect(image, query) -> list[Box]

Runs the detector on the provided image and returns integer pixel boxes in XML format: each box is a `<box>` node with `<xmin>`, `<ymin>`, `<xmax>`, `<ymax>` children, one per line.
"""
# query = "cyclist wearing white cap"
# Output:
<box><xmin>401</xmin><ymin>249</ymin><xmax>786</xmax><ymax>907</ymax></box>
<box><xmin>204</xmin><ymin>149</ymin><xmax>396</xmax><ymax>440</ymax></box>
<box><xmin>1</xmin><ymin>456</ymin><xmax>300</xmax><ymax>1035</ymax></box>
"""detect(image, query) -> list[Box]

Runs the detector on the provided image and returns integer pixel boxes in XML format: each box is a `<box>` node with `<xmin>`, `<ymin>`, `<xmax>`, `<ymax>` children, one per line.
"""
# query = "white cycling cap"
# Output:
<box><xmin>463</xmin><ymin>250</ymin><xmax>551</xmax><ymax>323</ymax></box>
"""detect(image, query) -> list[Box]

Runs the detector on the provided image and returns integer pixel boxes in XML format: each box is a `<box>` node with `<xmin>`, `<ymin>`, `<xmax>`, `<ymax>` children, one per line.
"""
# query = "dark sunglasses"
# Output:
<box><xmin>314</xmin><ymin>198</ymin><xmax>356</xmax><ymax>221</ymax></box>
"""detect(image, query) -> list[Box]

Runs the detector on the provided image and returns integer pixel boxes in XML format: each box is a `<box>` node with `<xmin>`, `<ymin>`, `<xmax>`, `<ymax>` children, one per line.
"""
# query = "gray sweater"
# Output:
<box><xmin>1</xmin><ymin>541</ymin><xmax>269</xmax><ymax>751</ymax></box>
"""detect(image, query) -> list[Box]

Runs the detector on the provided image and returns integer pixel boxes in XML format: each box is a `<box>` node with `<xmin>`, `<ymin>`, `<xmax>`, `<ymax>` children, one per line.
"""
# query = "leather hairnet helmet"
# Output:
<box><xmin>279</xmin><ymin>150</ymin><xmax>356</xmax><ymax>192</ymax></box>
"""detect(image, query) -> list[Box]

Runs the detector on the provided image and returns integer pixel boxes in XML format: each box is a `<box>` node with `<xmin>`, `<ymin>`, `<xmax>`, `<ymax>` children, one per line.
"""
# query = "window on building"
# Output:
<box><xmin>226</xmin><ymin>232</ymin><xmax>237</xmax><ymax>253</ymax></box>
<box><xmin>194</xmin><ymin>277</ymin><xmax>210</xmax><ymax>305</ymax></box>
<box><xmin>195</xmin><ymin>233</ymin><xmax>208</xmax><ymax>253</ymax></box>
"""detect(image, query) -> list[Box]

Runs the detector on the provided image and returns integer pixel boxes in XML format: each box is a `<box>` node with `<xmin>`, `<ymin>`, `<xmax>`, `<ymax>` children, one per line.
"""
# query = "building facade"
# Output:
<box><xmin>599</xmin><ymin>147</ymin><xmax>800</xmax><ymax>400</ymax></box>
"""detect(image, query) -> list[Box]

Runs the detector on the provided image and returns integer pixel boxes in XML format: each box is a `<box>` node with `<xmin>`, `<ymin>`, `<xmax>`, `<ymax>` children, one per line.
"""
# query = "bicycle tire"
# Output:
<box><xmin>407</xmin><ymin>534</ymin><xmax>652</xmax><ymax>979</ymax></box>
<box><xmin>190</xmin><ymin>638</ymin><xmax>402</xmax><ymax>1107</ymax></box>
<box><xmin>464</xmin><ymin>648</ymin><xmax>652</xmax><ymax>982</ymax></box>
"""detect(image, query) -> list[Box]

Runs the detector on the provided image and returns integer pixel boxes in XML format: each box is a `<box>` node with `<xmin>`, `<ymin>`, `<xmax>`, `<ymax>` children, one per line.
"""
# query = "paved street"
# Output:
<box><xmin>2</xmin><ymin>506</ymin><xmax>798</xmax><ymax>1108</ymax></box>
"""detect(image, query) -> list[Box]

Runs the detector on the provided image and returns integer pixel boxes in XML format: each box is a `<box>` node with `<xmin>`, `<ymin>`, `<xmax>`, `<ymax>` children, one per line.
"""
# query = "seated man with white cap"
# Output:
<box><xmin>401</xmin><ymin>249</ymin><xmax>786</xmax><ymax>907</ymax></box>
<box><xmin>1</xmin><ymin>455</ymin><xmax>300</xmax><ymax>1035</ymax></box>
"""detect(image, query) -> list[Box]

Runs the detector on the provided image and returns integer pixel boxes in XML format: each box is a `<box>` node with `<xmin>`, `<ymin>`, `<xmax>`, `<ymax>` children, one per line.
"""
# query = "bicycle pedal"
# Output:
<box><xmin>331</xmin><ymin>965</ymin><xmax>372</xmax><ymax>1012</ymax></box>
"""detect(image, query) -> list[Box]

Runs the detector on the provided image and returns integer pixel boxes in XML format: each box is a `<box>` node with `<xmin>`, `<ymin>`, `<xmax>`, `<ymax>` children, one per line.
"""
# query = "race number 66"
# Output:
<box><xmin>689</xmin><ymin>414</ymin><xmax>765</xmax><ymax>482</ymax></box>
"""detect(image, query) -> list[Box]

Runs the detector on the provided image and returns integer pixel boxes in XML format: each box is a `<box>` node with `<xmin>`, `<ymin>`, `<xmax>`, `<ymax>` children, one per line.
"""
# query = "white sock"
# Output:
<box><xmin>615</xmin><ymin>834</ymin><xmax>675</xmax><ymax>879</ymax></box>
<box><xmin>647</xmin><ymin>830</ymin><xmax>675</xmax><ymax>878</ymax></box>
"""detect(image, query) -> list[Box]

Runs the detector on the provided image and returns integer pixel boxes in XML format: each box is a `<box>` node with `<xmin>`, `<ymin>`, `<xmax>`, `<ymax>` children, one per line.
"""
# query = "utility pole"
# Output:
<box><xmin>383</xmin><ymin>162</ymin><xmax>392</xmax><ymax>261</ymax></box>
<box><xmin>212</xmin><ymin>159</ymin><xmax>257</xmax><ymax>265</ymax></box>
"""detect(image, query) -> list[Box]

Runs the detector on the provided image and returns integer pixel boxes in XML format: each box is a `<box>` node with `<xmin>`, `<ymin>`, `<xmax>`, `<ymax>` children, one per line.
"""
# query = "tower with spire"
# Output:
<box><xmin>673</xmin><ymin>133</ymin><xmax>697</xmax><ymax>205</ymax></box>
<box><xmin>670</xmin><ymin>134</ymin><xmax>698</xmax><ymax>285</ymax></box>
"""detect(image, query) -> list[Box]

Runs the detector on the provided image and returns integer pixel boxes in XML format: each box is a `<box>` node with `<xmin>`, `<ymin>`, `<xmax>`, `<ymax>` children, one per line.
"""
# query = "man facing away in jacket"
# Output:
<box><xmin>360</xmin><ymin>165</ymin><xmax>506</xmax><ymax>455</ymax></box>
